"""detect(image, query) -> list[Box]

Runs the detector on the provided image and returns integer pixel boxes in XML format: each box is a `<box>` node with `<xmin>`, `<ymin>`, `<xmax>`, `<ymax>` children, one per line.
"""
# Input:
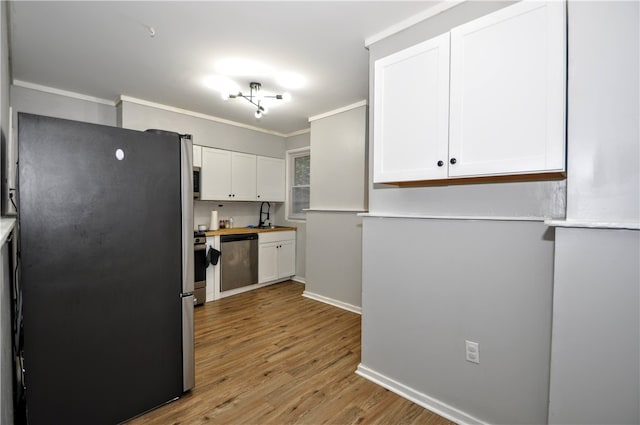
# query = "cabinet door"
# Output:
<box><xmin>277</xmin><ymin>240</ymin><xmax>296</xmax><ymax>279</ymax></box>
<box><xmin>192</xmin><ymin>145</ymin><xmax>202</xmax><ymax>168</ymax></box>
<box><xmin>256</xmin><ymin>156</ymin><xmax>285</xmax><ymax>202</ymax></box>
<box><xmin>373</xmin><ymin>32</ymin><xmax>450</xmax><ymax>183</ymax></box>
<box><xmin>449</xmin><ymin>1</ymin><xmax>566</xmax><ymax>177</ymax></box>
<box><xmin>201</xmin><ymin>147</ymin><xmax>231</xmax><ymax>200</ymax></box>
<box><xmin>231</xmin><ymin>152</ymin><xmax>257</xmax><ymax>201</ymax></box>
<box><xmin>258</xmin><ymin>242</ymin><xmax>278</xmax><ymax>283</ymax></box>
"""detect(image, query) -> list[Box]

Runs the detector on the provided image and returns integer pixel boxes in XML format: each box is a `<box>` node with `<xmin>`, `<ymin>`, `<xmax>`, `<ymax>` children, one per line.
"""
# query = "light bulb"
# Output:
<box><xmin>221</xmin><ymin>91</ymin><xmax>230</xmax><ymax>100</ymax></box>
<box><xmin>282</xmin><ymin>92</ymin><xmax>292</xmax><ymax>102</ymax></box>
<box><xmin>255</xmin><ymin>109</ymin><xmax>262</xmax><ymax>119</ymax></box>
<box><xmin>261</xmin><ymin>107</ymin><xmax>269</xmax><ymax>115</ymax></box>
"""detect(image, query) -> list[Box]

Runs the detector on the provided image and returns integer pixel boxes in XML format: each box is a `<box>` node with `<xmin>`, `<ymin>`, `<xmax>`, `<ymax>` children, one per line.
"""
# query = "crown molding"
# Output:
<box><xmin>364</xmin><ymin>1</ymin><xmax>464</xmax><ymax>47</ymax></box>
<box><xmin>308</xmin><ymin>100</ymin><xmax>367</xmax><ymax>123</ymax></box>
<box><xmin>284</xmin><ymin>128</ymin><xmax>311</xmax><ymax>138</ymax></box>
<box><xmin>13</xmin><ymin>80</ymin><xmax>116</xmax><ymax>106</ymax></box>
<box><xmin>118</xmin><ymin>95</ymin><xmax>297</xmax><ymax>137</ymax></box>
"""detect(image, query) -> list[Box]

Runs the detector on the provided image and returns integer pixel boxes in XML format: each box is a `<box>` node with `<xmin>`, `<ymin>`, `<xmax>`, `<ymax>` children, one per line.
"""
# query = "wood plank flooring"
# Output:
<box><xmin>125</xmin><ymin>281</ymin><xmax>454</xmax><ymax>425</ymax></box>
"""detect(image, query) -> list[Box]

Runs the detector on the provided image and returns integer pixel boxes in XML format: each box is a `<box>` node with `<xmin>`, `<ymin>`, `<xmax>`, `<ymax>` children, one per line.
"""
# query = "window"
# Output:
<box><xmin>286</xmin><ymin>147</ymin><xmax>310</xmax><ymax>220</ymax></box>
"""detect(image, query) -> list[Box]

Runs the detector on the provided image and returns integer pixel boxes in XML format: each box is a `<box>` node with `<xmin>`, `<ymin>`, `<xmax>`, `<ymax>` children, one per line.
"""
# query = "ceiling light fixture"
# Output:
<box><xmin>223</xmin><ymin>82</ymin><xmax>289</xmax><ymax>119</ymax></box>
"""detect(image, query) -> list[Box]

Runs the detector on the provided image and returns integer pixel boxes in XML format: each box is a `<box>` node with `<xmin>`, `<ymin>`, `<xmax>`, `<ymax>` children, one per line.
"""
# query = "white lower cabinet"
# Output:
<box><xmin>258</xmin><ymin>231</ymin><xmax>296</xmax><ymax>284</ymax></box>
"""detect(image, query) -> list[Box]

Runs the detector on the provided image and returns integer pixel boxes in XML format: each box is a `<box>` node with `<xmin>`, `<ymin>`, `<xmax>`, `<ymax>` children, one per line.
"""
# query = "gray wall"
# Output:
<box><xmin>361</xmin><ymin>2</ymin><xmax>564</xmax><ymax>424</ymax></box>
<box><xmin>547</xmin><ymin>2</ymin><xmax>640</xmax><ymax>424</ymax></box>
<box><xmin>0</xmin><ymin>241</ymin><xmax>11</xmax><ymax>425</ymax></box>
<box><xmin>118</xmin><ymin>100</ymin><xmax>285</xmax><ymax>158</ymax></box>
<box><xmin>362</xmin><ymin>218</ymin><xmax>555</xmax><ymax>424</ymax></box>
<box><xmin>310</xmin><ymin>105</ymin><xmax>367</xmax><ymax>210</ymax></box>
<box><xmin>362</xmin><ymin>2</ymin><xmax>639</xmax><ymax>424</ymax></box>
<box><xmin>0</xmin><ymin>2</ymin><xmax>13</xmax><ymax>422</ymax></box>
<box><xmin>11</xmin><ymin>85</ymin><xmax>117</xmax><ymax>127</ymax></box>
<box><xmin>548</xmin><ymin>228</ymin><xmax>639</xmax><ymax>425</ymax></box>
<box><xmin>305</xmin><ymin>211</ymin><xmax>362</xmax><ymax>308</ymax></box>
<box><xmin>304</xmin><ymin>106</ymin><xmax>367</xmax><ymax>307</ymax></box>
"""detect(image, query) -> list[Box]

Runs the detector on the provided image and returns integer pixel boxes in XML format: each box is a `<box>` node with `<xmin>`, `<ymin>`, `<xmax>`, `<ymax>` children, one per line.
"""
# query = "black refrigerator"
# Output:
<box><xmin>16</xmin><ymin>113</ymin><xmax>195</xmax><ymax>424</ymax></box>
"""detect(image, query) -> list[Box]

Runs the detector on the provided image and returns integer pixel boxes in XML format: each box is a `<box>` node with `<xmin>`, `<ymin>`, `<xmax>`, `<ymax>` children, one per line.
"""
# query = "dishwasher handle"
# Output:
<box><xmin>220</xmin><ymin>233</ymin><xmax>258</xmax><ymax>243</ymax></box>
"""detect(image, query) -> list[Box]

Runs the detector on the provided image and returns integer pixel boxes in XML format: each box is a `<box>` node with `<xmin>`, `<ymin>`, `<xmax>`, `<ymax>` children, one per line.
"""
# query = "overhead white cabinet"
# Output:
<box><xmin>373</xmin><ymin>32</ymin><xmax>450</xmax><ymax>183</ymax></box>
<box><xmin>448</xmin><ymin>1</ymin><xmax>566</xmax><ymax>177</ymax></box>
<box><xmin>256</xmin><ymin>156</ymin><xmax>285</xmax><ymax>202</ymax></box>
<box><xmin>230</xmin><ymin>152</ymin><xmax>257</xmax><ymax>200</ymax></box>
<box><xmin>373</xmin><ymin>1</ymin><xmax>566</xmax><ymax>184</ymax></box>
<box><xmin>192</xmin><ymin>145</ymin><xmax>202</xmax><ymax>168</ymax></box>
<box><xmin>201</xmin><ymin>147</ymin><xmax>232</xmax><ymax>200</ymax></box>
<box><xmin>258</xmin><ymin>231</ymin><xmax>296</xmax><ymax>284</ymax></box>
<box><xmin>200</xmin><ymin>148</ymin><xmax>257</xmax><ymax>201</ymax></box>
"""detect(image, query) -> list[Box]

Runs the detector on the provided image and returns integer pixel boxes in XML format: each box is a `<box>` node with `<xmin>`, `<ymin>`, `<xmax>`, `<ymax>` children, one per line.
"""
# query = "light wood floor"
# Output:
<box><xmin>126</xmin><ymin>281</ymin><xmax>454</xmax><ymax>425</ymax></box>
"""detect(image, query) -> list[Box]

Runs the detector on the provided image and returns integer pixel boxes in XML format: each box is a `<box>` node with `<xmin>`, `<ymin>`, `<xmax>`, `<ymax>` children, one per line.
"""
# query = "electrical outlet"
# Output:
<box><xmin>465</xmin><ymin>340</ymin><xmax>480</xmax><ymax>364</ymax></box>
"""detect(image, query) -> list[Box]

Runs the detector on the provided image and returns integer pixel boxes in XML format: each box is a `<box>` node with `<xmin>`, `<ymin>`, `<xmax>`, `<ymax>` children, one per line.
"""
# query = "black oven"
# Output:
<box><xmin>193</xmin><ymin>166</ymin><xmax>200</xmax><ymax>199</ymax></box>
<box><xmin>194</xmin><ymin>234</ymin><xmax>207</xmax><ymax>305</ymax></box>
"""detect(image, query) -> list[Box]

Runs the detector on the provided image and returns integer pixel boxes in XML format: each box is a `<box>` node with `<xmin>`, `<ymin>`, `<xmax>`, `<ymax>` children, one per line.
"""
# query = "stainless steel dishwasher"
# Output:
<box><xmin>220</xmin><ymin>233</ymin><xmax>259</xmax><ymax>292</ymax></box>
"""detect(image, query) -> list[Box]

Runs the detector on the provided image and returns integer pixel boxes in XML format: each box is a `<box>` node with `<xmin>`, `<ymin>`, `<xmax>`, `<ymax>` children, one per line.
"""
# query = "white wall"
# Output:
<box><xmin>564</xmin><ymin>1</ymin><xmax>639</xmax><ymax>224</ymax></box>
<box><xmin>547</xmin><ymin>2</ymin><xmax>640</xmax><ymax>424</ymax></box>
<box><xmin>304</xmin><ymin>105</ymin><xmax>367</xmax><ymax>308</ymax></box>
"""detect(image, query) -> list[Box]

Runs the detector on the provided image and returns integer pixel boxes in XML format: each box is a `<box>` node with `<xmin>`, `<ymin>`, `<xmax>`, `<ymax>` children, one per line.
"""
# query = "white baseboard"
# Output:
<box><xmin>355</xmin><ymin>364</ymin><xmax>487</xmax><ymax>425</ymax></box>
<box><xmin>291</xmin><ymin>275</ymin><xmax>306</xmax><ymax>284</ymax></box>
<box><xmin>302</xmin><ymin>290</ymin><xmax>362</xmax><ymax>314</ymax></box>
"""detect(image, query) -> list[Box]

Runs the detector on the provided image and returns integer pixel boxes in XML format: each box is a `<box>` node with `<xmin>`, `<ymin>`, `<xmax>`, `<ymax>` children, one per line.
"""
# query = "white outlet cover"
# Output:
<box><xmin>465</xmin><ymin>340</ymin><xmax>480</xmax><ymax>364</ymax></box>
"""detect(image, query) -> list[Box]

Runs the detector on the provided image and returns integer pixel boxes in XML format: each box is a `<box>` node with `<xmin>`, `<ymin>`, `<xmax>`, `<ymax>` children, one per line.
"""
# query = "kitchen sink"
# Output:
<box><xmin>254</xmin><ymin>225</ymin><xmax>288</xmax><ymax>229</ymax></box>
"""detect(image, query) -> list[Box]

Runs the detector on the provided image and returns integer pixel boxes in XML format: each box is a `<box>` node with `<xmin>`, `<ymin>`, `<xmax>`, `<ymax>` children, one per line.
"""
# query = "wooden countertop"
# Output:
<box><xmin>203</xmin><ymin>226</ymin><xmax>297</xmax><ymax>237</ymax></box>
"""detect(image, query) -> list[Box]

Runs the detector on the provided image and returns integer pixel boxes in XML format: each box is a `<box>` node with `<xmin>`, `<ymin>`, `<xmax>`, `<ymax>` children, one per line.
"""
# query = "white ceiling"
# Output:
<box><xmin>8</xmin><ymin>1</ymin><xmax>441</xmax><ymax>135</ymax></box>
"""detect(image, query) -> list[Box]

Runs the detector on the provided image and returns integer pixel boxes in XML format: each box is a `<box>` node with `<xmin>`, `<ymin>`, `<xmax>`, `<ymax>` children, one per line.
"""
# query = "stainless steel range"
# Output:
<box><xmin>193</xmin><ymin>233</ymin><xmax>207</xmax><ymax>305</ymax></box>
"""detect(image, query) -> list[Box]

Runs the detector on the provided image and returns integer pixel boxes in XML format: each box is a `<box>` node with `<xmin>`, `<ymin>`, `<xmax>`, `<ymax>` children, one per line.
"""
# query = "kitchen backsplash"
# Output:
<box><xmin>193</xmin><ymin>200</ymin><xmax>283</xmax><ymax>231</ymax></box>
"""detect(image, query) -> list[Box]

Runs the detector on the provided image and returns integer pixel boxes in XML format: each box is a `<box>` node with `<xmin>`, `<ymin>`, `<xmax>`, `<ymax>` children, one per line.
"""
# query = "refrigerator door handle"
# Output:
<box><xmin>181</xmin><ymin>294</ymin><xmax>195</xmax><ymax>391</ymax></box>
<box><xmin>181</xmin><ymin>135</ymin><xmax>195</xmax><ymax>294</ymax></box>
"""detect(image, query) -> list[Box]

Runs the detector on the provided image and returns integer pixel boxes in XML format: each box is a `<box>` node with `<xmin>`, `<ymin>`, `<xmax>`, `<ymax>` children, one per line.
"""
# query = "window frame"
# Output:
<box><xmin>285</xmin><ymin>147</ymin><xmax>310</xmax><ymax>222</ymax></box>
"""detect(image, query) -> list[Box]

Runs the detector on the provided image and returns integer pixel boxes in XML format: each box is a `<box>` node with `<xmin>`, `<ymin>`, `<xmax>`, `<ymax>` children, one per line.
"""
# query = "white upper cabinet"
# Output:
<box><xmin>192</xmin><ymin>145</ymin><xmax>202</xmax><ymax>168</ymax></box>
<box><xmin>372</xmin><ymin>1</ymin><xmax>566</xmax><ymax>184</ymax></box>
<box><xmin>256</xmin><ymin>156</ymin><xmax>285</xmax><ymax>202</ymax></box>
<box><xmin>448</xmin><ymin>1</ymin><xmax>566</xmax><ymax>177</ymax></box>
<box><xmin>200</xmin><ymin>148</ymin><xmax>257</xmax><ymax>201</ymax></box>
<box><xmin>231</xmin><ymin>152</ymin><xmax>257</xmax><ymax>200</ymax></box>
<box><xmin>201</xmin><ymin>147</ymin><xmax>232</xmax><ymax>200</ymax></box>
<box><xmin>373</xmin><ymin>32</ymin><xmax>451</xmax><ymax>183</ymax></box>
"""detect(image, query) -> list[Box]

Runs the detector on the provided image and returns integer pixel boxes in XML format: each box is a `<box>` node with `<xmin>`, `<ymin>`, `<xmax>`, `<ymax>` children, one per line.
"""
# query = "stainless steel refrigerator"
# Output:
<box><xmin>16</xmin><ymin>113</ymin><xmax>195</xmax><ymax>424</ymax></box>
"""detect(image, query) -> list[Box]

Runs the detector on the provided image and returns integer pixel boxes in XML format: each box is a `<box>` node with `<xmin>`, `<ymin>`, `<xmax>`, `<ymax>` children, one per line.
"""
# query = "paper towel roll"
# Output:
<box><xmin>209</xmin><ymin>210</ymin><xmax>219</xmax><ymax>230</ymax></box>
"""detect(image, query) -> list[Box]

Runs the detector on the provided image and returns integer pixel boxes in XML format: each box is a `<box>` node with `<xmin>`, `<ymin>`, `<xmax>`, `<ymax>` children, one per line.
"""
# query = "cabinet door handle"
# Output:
<box><xmin>257</xmin><ymin>195</ymin><xmax>261</xmax><ymax>198</ymax></box>
<box><xmin>228</xmin><ymin>194</ymin><xmax>232</xmax><ymax>198</ymax></box>
<box><xmin>450</xmin><ymin>158</ymin><xmax>457</xmax><ymax>165</ymax></box>
<box><xmin>437</xmin><ymin>160</ymin><xmax>444</xmax><ymax>167</ymax></box>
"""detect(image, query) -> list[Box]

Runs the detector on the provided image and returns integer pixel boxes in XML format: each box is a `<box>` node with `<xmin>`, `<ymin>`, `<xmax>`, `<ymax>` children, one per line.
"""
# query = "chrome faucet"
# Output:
<box><xmin>258</xmin><ymin>201</ymin><xmax>271</xmax><ymax>227</ymax></box>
